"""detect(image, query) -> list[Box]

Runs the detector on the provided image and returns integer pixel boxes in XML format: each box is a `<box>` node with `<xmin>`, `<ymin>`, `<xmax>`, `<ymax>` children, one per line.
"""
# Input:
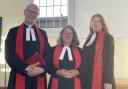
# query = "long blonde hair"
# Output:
<box><xmin>88</xmin><ymin>14</ymin><xmax>109</xmax><ymax>38</ymax></box>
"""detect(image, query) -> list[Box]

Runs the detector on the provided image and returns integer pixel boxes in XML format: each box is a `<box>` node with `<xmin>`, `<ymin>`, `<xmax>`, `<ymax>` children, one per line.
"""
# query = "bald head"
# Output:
<box><xmin>25</xmin><ymin>4</ymin><xmax>39</xmax><ymax>16</ymax></box>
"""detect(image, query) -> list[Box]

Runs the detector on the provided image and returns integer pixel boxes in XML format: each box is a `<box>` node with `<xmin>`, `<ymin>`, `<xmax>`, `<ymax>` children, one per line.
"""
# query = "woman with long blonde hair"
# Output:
<box><xmin>82</xmin><ymin>14</ymin><xmax>116</xmax><ymax>89</ymax></box>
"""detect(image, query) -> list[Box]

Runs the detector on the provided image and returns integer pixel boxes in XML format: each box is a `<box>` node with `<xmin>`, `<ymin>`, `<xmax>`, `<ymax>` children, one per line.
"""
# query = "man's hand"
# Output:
<box><xmin>27</xmin><ymin>66</ymin><xmax>44</xmax><ymax>77</ymax></box>
<box><xmin>25</xmin><ymin>62</ymin><xmax>44</xmax><ymax>77</ymax></box>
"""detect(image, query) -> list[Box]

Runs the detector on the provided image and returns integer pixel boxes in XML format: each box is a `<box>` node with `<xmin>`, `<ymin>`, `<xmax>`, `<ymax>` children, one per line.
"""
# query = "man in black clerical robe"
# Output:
<box><xmin>5</xmin><ymin>4</ymin><xmax>50</xmax><ymax>89</ymax></box>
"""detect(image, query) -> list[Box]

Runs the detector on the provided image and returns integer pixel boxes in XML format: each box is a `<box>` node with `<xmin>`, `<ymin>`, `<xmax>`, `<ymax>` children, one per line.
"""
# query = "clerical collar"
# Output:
<box><xmin>24</xmin><ymin>23</ymin><xmax>34</xmax><ymax>28</ymax></box>
<box><xmin>28</xmin><ymin>25</ymin><xmax>32</xmax><ymax>28</ymax></box>
<box><xmin>59</xmin><ymin>46</ymin><xmax>73</xmax><ymax>61</ymax></box>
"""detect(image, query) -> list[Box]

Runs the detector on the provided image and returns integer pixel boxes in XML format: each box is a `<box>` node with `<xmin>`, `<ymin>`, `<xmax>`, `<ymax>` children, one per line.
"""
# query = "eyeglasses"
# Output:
<box><xmin>63</xmin><ymin>32</ymin><xmax>73</xmax><ymax>36</ymax></box>
<box><xmin>25</xmin><ymin>9</ymin><xmax>39</xmax><ymax>17</ymax></box>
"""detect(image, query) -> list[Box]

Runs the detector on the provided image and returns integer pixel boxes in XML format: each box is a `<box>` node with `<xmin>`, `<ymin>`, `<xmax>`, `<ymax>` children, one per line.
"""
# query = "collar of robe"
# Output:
<box><xmin>59</xmin><ymin>46</ymin><xmax>73</xmax><ymax>61</ymax></box>
<box><xmin>26</xmin><ymin>26</ymin><xmax>36</xmax><ymax>41</ymax></box>
<box><xmin>86</xmin><ymin>33</ymin><xmax>96</xmax><ymax>46</ymax></box>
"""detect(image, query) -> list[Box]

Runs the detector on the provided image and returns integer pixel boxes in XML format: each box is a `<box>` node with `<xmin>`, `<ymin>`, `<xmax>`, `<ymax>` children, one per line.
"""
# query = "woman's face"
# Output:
<box><xmin>61</xmin><ymin>28</ymin><xmax>73</xmax><ymax>46</ymax></box>
<box><xmin>91</xmin><ymin>16</ymin><xmax>102</xmax><ymax>32</ymax></box>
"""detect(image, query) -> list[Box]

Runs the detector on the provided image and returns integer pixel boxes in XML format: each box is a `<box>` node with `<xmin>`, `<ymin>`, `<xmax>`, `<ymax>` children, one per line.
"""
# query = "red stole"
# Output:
<box><xmin>15</xmin><ymin>23</ymin><xmax>45</xmax><ymax>89</ymax></box>
<box><xmin>52</xmin><ymin>45</ymin><xmax>81</xmax><ymax>89</ymax></box>
<box><xmin>91</xmin><ymin>31</ymin><xmax>105</xmax><ymax>89</ymax></box>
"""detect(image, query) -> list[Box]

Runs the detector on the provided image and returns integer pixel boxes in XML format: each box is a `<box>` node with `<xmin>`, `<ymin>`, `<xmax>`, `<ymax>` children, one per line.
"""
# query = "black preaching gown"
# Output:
<box><xmin>48</xmin><ymin>46</ymin><xmax>82</xmax><ymax>89</ymax></box>
<box><xmin>5</xmin><ymin>24</ymin><xmax>50</xmax><ymax>89</ymax></box>
<box><xmin>58</xmin><ymin>50</ymin><xmax>74</xmax><ymax>89</ymax></box>
<box><xmin>82</xmin><ymin>32</ymin><xmax>116</xmax><ymax>89</ymax></box>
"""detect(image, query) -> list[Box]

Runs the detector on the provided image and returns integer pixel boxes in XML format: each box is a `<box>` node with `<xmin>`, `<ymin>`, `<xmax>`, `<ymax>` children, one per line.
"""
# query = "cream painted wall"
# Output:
<box><xmin>0</xmin><ymin>0</ymin><xmax>33</xmax><ymax>36</ymax></box>
<box><xmin>114</xmin><ymin>38</ymin><xmax>128</xmax><ymax>79</ymax></box>
<box><xmin>0</xmin><ymin>0</ymin><xmax>33</xmax><ymax>87</ymax></box>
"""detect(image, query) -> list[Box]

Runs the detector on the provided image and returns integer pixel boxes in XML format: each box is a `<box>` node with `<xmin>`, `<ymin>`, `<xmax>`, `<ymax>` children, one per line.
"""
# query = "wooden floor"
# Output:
<box><xmin>0</xmin><ymin>79</ymin><xmax>128</xmax><ymax>89</ymax></box>
<box><xmin>0</xmin><ymin>86</ymin><xmax>128</xmax><ymax>89</ymax></box>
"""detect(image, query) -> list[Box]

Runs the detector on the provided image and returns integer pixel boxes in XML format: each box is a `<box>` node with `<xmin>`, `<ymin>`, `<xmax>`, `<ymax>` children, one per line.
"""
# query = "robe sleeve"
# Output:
<box><xmin>103</xmin><ymin>34</ymin><xmax>115</xmax><ymax>84</ymax></box>
<box><xmin>38</xmin><ymin>31</ymin><xmax>57</xmax><ymax>76</ymax></box>
<box><xmin>5</xmin><ymin>28</ymin><xmax>28</xmax><ymax>74</ymax></box>
<box><xmin>39</xmin><ymin>30</ymin><xmax>51</xmax><ymax>74</ymax></box>
<box><xmin>42</xmin><ymin>31</ymin><xmax>51</xmax><ymax>61</ymax></box>
<box><xmin>77</xmin><ymin>47</ymin><xmax>83</xmax><ymax>76</ymax></box>
<box><xmin>80</xmin><ymin>47</ymin><xmax>87</xmax><ymax>89</ymax></box>
<box><xmin>44</xmin><ymin>46</ymin><xmax>59</xmax><ymax>77</ymax></box>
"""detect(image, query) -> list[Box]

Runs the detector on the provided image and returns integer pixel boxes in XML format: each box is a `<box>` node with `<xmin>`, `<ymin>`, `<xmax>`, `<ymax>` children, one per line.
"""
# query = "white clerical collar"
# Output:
<box><xmin>86</xmin><ymin>33</ymin><xmax>96</xmax><ymax>46</ymax></box>
<box><xmin>59</xmin><ymin>46</ymin><xmax>73</xmax><ymax>61</ymax></box>
<box><xmin>26</xmin><ymin>26</ymin><xmax>36</xmax><ymax>41</ymax></box>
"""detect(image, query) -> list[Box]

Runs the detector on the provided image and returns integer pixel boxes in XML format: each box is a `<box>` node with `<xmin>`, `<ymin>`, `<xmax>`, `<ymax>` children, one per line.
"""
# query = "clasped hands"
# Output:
<box><xmin>57</xmin><ymin>69</ymin><xmax>79</xmax><ymax>78</ymax></box>
<box><xmin>25</xmin><ymin>62</ymin><xmax>44</xmax><ymax>77</ymax></box>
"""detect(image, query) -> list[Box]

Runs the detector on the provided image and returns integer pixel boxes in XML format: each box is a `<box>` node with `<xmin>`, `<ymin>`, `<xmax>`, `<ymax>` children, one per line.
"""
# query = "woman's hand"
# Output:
<box><xmin>57</xmin><ymin>69</ymin><xmax>79</xmax><ymax>78</ymax></box>
<box><xmin>57</xmin><ymin>69</ymin><xmax>68</xmax><ymax>77</ymax></box>
<box><xmin>104</xmin><ymin>83</ymin><xmax>112</xmax><ymax>89</ymax></box>
<box><xmin>67</xmin><ymin>69</ymin><xmax>79</xmax><ymax>78</ymax></box>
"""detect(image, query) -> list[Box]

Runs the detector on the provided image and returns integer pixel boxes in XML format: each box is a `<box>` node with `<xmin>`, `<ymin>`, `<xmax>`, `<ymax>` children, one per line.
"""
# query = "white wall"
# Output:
<box><xmin>75</xmin><ymin>0</ymin><xmax>128</xmax><ymax>38</ymax></box>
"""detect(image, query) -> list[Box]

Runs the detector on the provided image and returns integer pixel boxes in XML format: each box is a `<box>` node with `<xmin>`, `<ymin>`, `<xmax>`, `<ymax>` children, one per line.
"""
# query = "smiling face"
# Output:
<box><xmin>24</xmin><ymin>4</ymin><xmax>39</xmax><ymax>26</ymax></box>
<box><xmin>61</xmin><ymin>27</ymin><xmax>73</xmax><ymax>46</ymax></box>
<box><xmin>90</xmin><ymin>16</ymin><xmax>102</xmax><ymax>33</ymax></box>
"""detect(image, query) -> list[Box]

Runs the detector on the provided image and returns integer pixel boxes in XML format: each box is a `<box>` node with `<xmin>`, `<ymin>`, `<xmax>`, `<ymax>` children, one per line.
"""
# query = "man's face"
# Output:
<box><xmin>24</xmin><ymin>4</ymin><xmax>39</xmax><ymax>25</ymax></box>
